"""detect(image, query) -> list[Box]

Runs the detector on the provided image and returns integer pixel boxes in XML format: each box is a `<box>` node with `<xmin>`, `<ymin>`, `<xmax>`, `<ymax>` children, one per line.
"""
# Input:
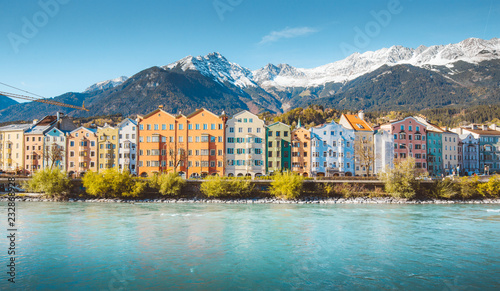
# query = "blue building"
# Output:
<box><xmin>311</xmin><ymin>121</ymin><xmax>355</xmax><ymax>177</ymax></box>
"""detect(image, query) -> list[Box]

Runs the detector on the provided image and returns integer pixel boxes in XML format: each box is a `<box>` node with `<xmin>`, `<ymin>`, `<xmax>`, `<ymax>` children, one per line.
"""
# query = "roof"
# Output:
<box><xmin>463</xmin><ymin>128</ymin><xmax>500</xmax><ymax>136</ymax></box>
<box><xmin>341</xmin><ymin>114</ymin><xmax>373</xmax><ymax>131</ymax></box>
<box><xmin>117</xmin><ymin>118</ymin><xmax>138</xmax><ymax>128</ymax></box>
<box><xmin>186</xmin><ymin>108</ymin><xmax>220</xmax><ymax>119</ymax></box>
<box><xmin>36</xmin><ymin>115</ymin><xmax>57</xmax><ymax>126</ymax></box>
<box><xmin>267</xmin><ymin>121</ymin><xmax>290</xmax><ymax>129</ymax></box>
<box><xmin>0</xmin><ymin>123</ymin><xmax>32</xmax><ymax>132</ymax></box>
<box><xmin>70</xmin><ymin>126</ymin><xmax>97</xmax><ymax>134</ymax></box>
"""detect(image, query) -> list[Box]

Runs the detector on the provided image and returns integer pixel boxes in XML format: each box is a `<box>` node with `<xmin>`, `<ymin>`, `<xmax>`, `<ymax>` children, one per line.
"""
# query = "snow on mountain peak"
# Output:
<box><xmin>84</xmin><ymin>76</ymin><xmax>128</xmax><ymax>93</ymax></box>
<box><xmin>164</xmin><ymin>52</ymin><xmax>256</xmax><ymax>88</ymax></box>
<box><xmin>253</xmin><ymin>37</ymin><xmax>500</xmax><ymax>88</ymax></box>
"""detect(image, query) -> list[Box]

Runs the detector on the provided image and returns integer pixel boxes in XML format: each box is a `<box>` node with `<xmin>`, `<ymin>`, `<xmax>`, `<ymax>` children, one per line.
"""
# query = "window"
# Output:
<box><xmin>179</xmin><ymin>124</ymin><xmax>184</xmax><ymax>130</ymax></box>
<box><xmin>188</xmin><ymin>124</ymin><xmax>192</xmax><ymax>130</ymax></box>
<box><xmin>256</xmin><ymin>128</ymin><xmax>261</xmax><ymax>133</ymax></box>
<box><xmin>162</xmin><ymin>124</ymin><xmax>166</xmax><ymax>130</ymax></box>
<box><xmin>154</xmin><ymin>124</ymin><xmax>159</xmax><ymax>130</ymax></box>
<box><xmin>229</xmin><ymin>127</ymin><xmax>234</xmax><ymax>133</ymax></box>
<box><xmin>195</xmin><ymin>124</ymin><xmax>200</xmax><ymax>130</ymax></box>
<box><xmin>170</xmin><ymin>124</ymin><xmax>174</xmax><ymax>130</ymax></box>
<box><xmin>248</xmin><ymin>128</ymin><xmax>252</xmax><ymax>133</ymax></box>
<box><xmin>276</xmin><ymin>131</ymin><xmax>280</xmax><ymax>137</ymax></box>
<box><xmin>203</xmin><ymin>124</ymin><xmax>208</xmax><ymax>130</ymax></box>
<box><xmin>268</xmin><ymin>131</ymin><xmax>273</xmax><ymax>137</ymax></box>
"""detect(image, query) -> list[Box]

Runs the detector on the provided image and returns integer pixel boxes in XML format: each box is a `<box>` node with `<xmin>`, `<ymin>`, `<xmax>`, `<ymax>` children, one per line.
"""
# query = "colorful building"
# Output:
<box><xmin>117</xmin><ymin>118</ymin><xmax>138</xmax><ymax>174</ymax></box>
<box><xmin>225</xmin><ymin>110</ymin><xmax>266</xmax><ymax>177</ymax></box>
<box><xmin>442</xmin><ymin>130</ymin><xmax>459</xmax><ymax>175</ymax></box>
<box><xmin>457</xmin><ymin>125</ymin><xmax>500</xmax><ymax>174</ymax></box>
<box><xmin>43</xmin><ymin>127</ymin><xmax>69</xmax><ymax>171</ymax></box>
<box><xmin>24</xmin><ymin>113</ymin><xmax>76</xmax><ymax>174</ymax></box>
<box><xmin>0</xmin><ymin>123</ymin><xmax>32</xmax><ymax>173</ymax></box>
<box><xmin>67</xmin><ymin>127</ymin><xmax>98</xmax><ymax>176</ymax></box>
<box><xmin>339</xmin><ymin>111</ymin><xmax>375</xmax><ymax>176</ymax></box>
<box><xmin>381</xmin><ymin>117</ymin><xmax>428</xmax><ymax>171</ymax></box>
<box><xmin>96</xmin><ymin>124</ymin><xmax>119</xmax><ymax>171</ymax></box>
<box><xmin>311</xmin><ymin>121</ymin><xmax>355</xmax><ymax>177</ymax></box>
<box><xmin>291</xmin><ymin>125</ymin><xmax>311</xmax><ymax>177</ymax></box>
<box><xmin>137</xmin><ymin>107</ymin><xmax>226</xmax><ymax>177</ymax></box>
<box><xmin>266</xmin><ymin>122</ymin><xmax>291</xmax><ymax>174</ymax></box>
<box><xmin>457</xmin><ymin>132</ymin><xmax>480</xmax><ymax>175</ymax></box>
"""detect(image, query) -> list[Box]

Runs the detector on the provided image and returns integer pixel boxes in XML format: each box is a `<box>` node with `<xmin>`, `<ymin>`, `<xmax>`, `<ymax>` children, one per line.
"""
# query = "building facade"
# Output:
<box><xmin>373</xmin><ymin>129</ymin><xmax>394</xmax><ymax>175</ymax></box>
<box><xmin>291</xmin><ymin>126</ymin><xmax>311</xmax><ymax>177</ymax></box>
<box><xmin>458</xmin><ymin>125</ymin><xmax>500</xmax><ymax>174</ymax></box>
<box><xmin>442</xmin><ymin>130</ymin><xmax>459</xmax><ymax>175</ymax></box>
<box><xmin>381</xmin><ymin>117</ymin><xmax>428</xmax><ymax>171</ymax></box>
<box><xmin>137</xmin><ymin>107</ymin><xmax>226</xmax><ymax>177</ymax></box>
<box><xmin>67</xmin><ymin>127</ymin><xmax>98</xmax><ymax>176</ymax></box>
<box><xmin>266</xmin><ymin>122</ymin><xmax>291</xmax><ymax>174</ymax></box>
<box><xmin>339</xmin><ymin>111</ymin><xmax>375</xmax><ymax>176</ymax></box>
<box><xmin>97</xmin><ymin>124</ymin><xmax>119</xmax><ymax>171</ymax></box>
<box><xmin>225</xmin><ymin>110</ymin><xmax>266</xmax><ymax>177</ymax></box>
<box><xmin>458</xmin><ymin>133</ymin><xmax>480</xmax><ymax>175</ymax></box>
<box><xmin>117</xmin><ymin>118</ymin><xmax>138</xmax><ymax>174</ymax></box>
<box><xmin>43</xmin><ymin>127</ymin><xmax>68</xmax><ymax>171</ymax></box>
<box><xmin>426</xmin><ymin>130</ymin><xmax>443</xmax><ymax>177</ymax></box>
<box><xmin>311</xmin><ymin>121</ymin><xmax>355</xmax><ymax>177</ymax></box>
<box><xmin>0</xmin><ymin>124</ymin><xmax>32</xmax><ymax>173</ymax></box>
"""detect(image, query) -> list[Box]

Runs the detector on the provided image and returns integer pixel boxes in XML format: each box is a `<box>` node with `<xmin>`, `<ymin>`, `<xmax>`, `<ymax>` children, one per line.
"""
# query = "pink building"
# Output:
<box><xmin>381</xmin><ymin>117</ymin><xmax>428</xmax><ymax>170</ymax></box>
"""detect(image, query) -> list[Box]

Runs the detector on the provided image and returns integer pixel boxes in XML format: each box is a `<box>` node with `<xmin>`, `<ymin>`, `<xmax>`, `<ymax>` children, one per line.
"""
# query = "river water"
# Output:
<box><xmin>1</xmin><ymin>202</ymin><xmax>499</xmax><ymax>290</ymax></box>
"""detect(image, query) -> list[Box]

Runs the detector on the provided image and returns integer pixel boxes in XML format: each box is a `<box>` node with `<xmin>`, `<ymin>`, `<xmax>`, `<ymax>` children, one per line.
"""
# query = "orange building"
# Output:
<box><xmin>137</xmin><ymin>107</ymin><xmax>226</xmax><ymax>178</ymax></box>
<box><xmin>67</xmin><ymin>127</ymin><xmax>98</xmax><ymax>176</ymax></box>
<box><xmin>291</xmin><ymin>125</ymin><xmax>311</xmax><ymax>177</ymax></box>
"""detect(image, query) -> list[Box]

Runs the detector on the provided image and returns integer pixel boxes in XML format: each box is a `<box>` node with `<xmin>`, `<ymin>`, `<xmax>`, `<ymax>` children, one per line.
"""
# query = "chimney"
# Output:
<box><xmin>158</xmin><ymin>105</ymin><xmax>164</xmax><ymax>109</ymax></box>
<box><xmin>482</xmin><ymin>124</ymin><xmax>488</xmax><ymax>131</ymax></box>
<box><xmin>358</xmin><ymin>110</ymin><xmax>365</xmax><ymax>120</ymax></box>
<box><xmin>472</xmin><ymin>124</ymin><xmax>478</xmax><ymax>130</ymax></box>
<box><xmin>32</xmin><ymin>119</ymin><xmax>38</xmax><ymax>124</ymax></box>
<box><xmin>490</xmin><ymin>124</ymin><xmax>498</xmax><ymax>131</ymax></box>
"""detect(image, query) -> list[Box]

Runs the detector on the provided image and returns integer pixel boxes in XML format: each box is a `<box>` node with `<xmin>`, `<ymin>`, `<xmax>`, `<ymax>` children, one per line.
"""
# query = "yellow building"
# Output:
<box><xmin>0</xmin><ymin>123</ymin><xmax>32</xmax><ymax>173</ymax></box>
<box><xmin>339</xmin><ymin>111</ymin><xmax>375</xmax><ymax>176</ymax></box>
<box><xmin>97</xmin><ymin>124</ymin><xmax>119</xmax><ymax>171</ymax></box>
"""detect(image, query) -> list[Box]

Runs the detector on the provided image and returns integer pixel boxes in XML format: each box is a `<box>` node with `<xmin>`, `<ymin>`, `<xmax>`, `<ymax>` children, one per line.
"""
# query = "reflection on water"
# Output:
<box><xmin>1</xmin><ymin>202</ymin><xmax>499</xmax><ymax>290</ymax></box>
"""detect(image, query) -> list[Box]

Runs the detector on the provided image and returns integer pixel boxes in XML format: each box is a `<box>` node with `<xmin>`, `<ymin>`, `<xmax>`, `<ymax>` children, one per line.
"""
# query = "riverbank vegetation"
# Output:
<box><xmin>82</xmin><ymin>169</ymin><xmax>146</xmax><ymax>198</ymax></box>
<box><xmin>269</xmin><ymin>171</ymin><xmax>305</xmax><ymax>199</ymax></box>
<box><xmin>150</xmin><ymin>172</ymin><xmax>186</xmax><ymax>196</ymax></box>
<box><xmin>200</xmin><ymin>175</ymin><xmax>253</xmax><ymax>198</ymax></box>
<box><xmin>23</xmin><ymin>168</ymin><xmax>72</xmax><ymax>197</ymax></box>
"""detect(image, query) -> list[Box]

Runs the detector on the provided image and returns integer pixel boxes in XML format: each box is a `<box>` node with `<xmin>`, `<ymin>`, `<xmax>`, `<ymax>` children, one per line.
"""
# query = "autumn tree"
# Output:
<box><xmin>354</xmin><ymin>136</ymin><xmax>375</xmax><ymax>177</ymax></box>
<box><xmin>44</xmin><ymin>143</ymin><xmax>65</xmax><ymax>169</ymax></box>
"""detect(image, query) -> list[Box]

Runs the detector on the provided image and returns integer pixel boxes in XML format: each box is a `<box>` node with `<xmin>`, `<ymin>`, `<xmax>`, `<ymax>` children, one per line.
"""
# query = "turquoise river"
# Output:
<box><xmin>1</xmin><ymin>202</ymin><xmax>500</xmax><ymax>290</ymax></box>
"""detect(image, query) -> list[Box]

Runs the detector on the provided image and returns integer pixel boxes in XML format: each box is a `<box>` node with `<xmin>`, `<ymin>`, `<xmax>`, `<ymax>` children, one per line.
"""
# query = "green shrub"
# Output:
<box><xmin>200</xmin><ymin>175</ymin><xmax>253</xmax><ymax>198</ymax></box>
<box><xmin>456</xmin><ymin>176</ymin><xmax>480</xmax><ymax>199</ymax></box>
<box><xmin>23</xmin><ymin>168</ymin><xmax>71</xmax><ymax>197</ymax></box>
<box><xmin>82</xmin><ymin>169</ymin><xmax>145</xmax><ymax>198</ymax></box>
<box><xmin>269</xmin><ymin>171</ymin><xmax>304</xmax><ymax>200</ymax></box>
<box><xmin>477</xmin><ymin>175</ymin><xmax>500</xmax><ymax>198</ymax></box>
<box><xmin>150</xmin><ymin>172</ymin><xmax>186</xmax><ymax>196</ymax></box>
<box><xmin>379</xmin><ymin>158</ymin><xmax>420</xmax><ymax>199</ymax></box>
<box><xmin>430</xmin><ymin>179</ymin><xmax>459</xmax><ymax>199</ymax></box>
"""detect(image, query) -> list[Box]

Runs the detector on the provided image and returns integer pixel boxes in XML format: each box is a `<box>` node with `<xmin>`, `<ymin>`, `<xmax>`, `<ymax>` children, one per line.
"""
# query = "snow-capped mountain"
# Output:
<box><xmin>84</xmin><ymin>76</ymin><xmax>128</xmax><ymax>92</ymax></box>
<box><xmin>163</xmin><ymin>52</ymin><xmax>256</xmax><ymax>88</ymax></box>
<box><xmin>252</xmin><ymin>37</ymin><xmax>500</xmax><ymax>88</ymax></box>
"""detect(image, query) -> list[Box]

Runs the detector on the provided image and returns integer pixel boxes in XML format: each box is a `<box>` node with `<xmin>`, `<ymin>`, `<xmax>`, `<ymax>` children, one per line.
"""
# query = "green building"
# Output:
<box><xmin>266</xmin><ymin>122</ymin><xmax>291</xmax><ymax>174</ymax></box>
<box><xmin>427</xmin><ymin>130</ymin><xmax>443</xmax><ymax>177</ymax></box>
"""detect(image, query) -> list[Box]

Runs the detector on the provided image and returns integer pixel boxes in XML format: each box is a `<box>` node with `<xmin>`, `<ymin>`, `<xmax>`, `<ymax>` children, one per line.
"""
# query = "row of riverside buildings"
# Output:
<box><xmin>1</xmin><ymin>107</ymin><xmax>499</xmax><ymax>178</ymax></box>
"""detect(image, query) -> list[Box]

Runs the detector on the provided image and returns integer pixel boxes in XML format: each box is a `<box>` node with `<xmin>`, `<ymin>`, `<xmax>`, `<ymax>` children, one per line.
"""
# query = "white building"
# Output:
<box><xmin>225</xmin><ymin>110</ymin><xmax>266</xmax><ymax>177</ymax></box>
<box><xmin>117</xmin><ymin>118</ymin><xmax>138</xmax><ymax>175</ymax></box>
<box><xmin>373</xmin><ymin>129</ymin><xmax>394</xmax><ymax>175</ymax></box>
<box><xmin>442</xmin><ymin>130</ymin><xmax>459</xmax><ymax>175</ymax></box>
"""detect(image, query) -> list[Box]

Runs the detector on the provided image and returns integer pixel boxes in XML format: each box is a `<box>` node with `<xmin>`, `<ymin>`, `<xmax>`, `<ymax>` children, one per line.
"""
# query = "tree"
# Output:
<box><xmin>354</xmin><ymin>136</ymin><xmax>375</xmax><ymax>177</ymax></box>
<box><xmin>163</xmin><ymin>141</ymin><xmax>187</xmax><ymax>173</ymax></box>
<box><xmin>44</xmin><ymin>143</ymin><xmax>65</xmax><ymax>169</ymax></box>
<box><xmin>380</xmin><ymin>157</ymin><xmax>420</xmax><ymax>199</ymax></box>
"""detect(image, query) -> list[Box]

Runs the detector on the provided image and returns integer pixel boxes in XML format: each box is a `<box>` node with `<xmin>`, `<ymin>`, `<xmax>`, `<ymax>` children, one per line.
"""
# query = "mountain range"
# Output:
<box><xmin>1</xmin><ymin>37</ymin><xmax>499</xmax><ymax>122</ymax></box>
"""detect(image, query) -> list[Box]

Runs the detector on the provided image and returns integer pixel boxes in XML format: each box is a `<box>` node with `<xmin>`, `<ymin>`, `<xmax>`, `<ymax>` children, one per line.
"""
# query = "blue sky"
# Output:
<box><xmin>1</xmin><ymin>0</ymin><xmax>498</xmax><ymax>99</ymax></box>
